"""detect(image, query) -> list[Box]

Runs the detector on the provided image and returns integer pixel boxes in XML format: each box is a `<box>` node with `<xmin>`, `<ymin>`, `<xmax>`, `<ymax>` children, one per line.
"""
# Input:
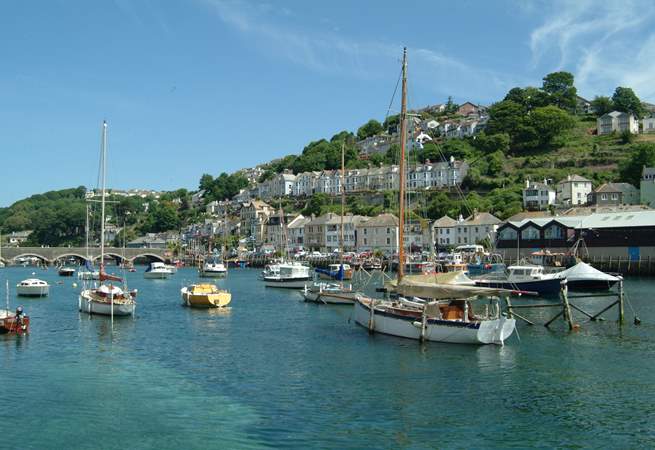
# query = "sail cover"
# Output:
<box><xmin>386</xmin><ymin>271</ymin><xmax>520</xmax><ymax>300</ymax></box>
<box><xmin>99</xmin><ymin>264</ymin><xmax>122</xmax><ymax>283</ymax></box>
<box><xmin>556</xmin><ymin>262</ymin><xmax>620</xmax><ymax>282</ymax></box>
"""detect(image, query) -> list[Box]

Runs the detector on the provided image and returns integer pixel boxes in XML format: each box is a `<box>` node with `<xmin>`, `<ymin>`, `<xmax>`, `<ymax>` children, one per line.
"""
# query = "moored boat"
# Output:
<box><xmin>199</xmin><ymin>257</ymin><xmax>227</xmax><ymax>278</ymax></box>
<box><xmin>144</xmin><ymin>262</ymin><xmax>172</xmax><ymax>279</ymax></box>
<box><xmin>474</xmin><ymin>265</ymin><xmax>563</xmax><ymax>296</ymax></box>
<box><xmin>263</xmin><ymin>262</ymin><xmax>312</xmax><ymax>288</ymax></box>
<box><xmin>0</xmin><ymin>307</ymin><xmax>29</xmax><ymax>335</ymax></box>
<box><xmin>316</xmin><ymin>263</ymin><xmax>353</xmax><ymax>281</ymax></box>
<box><xmin>181</xmin><ymin>283</ymin><xmax>231</xmax><ymax>308</ymax></box>
<box><xmin>302</xmin><ymin>282</ymin><xmax>358</xmax><ymax>305</ymax></box>
<box><xmin>16</xmin><ymin>278</ymin><xmax>49</xmax><ymax>297</ymax></box>
<box><xmin>555</xmin><ymin>262</ymin><xmax>621</xmax><ymax>291</ymax></box>
<box><xmin>58</xmin><ymin>266</ymin><xmax>76</xmax><ymax>277</ymax></box>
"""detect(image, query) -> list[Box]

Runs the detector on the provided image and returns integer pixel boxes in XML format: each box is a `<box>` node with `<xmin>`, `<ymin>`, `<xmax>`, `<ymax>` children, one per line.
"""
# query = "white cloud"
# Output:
<box><xmin>529</xmin><ymin>0</ymin><xmax>655</xmax><ymax>100</ymax></box>
<box><xmin>201</xmin><ymin>0</ymin><xmax>525</xmax><ymax>103</ymax></box>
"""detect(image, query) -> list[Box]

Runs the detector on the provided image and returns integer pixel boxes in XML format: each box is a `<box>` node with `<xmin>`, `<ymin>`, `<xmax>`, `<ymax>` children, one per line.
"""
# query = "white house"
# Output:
<box><xmin>643</xmin><ymin>116</ymin><xmax>655</xmax><ymax>133</ymax></box>
<box><xmin>432</xmin><ymin>216</ymin><xmax>458</xmax><ymax>248</ymax></box>
<box><xmin>453</xmin><ymin>212</ymin><xmax>501</xmax><ymax>246</ymax></box>
<box><xmin>556</xmin><ymin>174</ymin><xmax>593</xmax><ymax>206</ymax></box>
<box><xmin>523</xmin><ymin>180</ymin><xmax>556</xmax><ymax>210</ymax></box>
<box><xmin>287</xmin><ymin>215</ymin><xmax>311</xmax><ymax>248</ymax></box>
<box><xmin>355</xmin><ymin>214</ymin><xmax>399</xmax><ymax>255</ymax></box>
<box><xmin>597</xmin><ymin>111</ymin><xmax>639</xmax><ymax>135</ymax></box>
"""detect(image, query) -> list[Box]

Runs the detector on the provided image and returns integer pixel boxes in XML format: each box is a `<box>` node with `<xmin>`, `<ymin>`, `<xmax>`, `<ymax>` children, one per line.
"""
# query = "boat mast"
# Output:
<box><xmin>397</xmin><ymin>47</ymin><xmax>407</xmax><ymax>282</ymax></box>
<box><xmin>100</xmin><ymin>120</ymin><xmax>107</xmax><ymax>272</ymax></box>
<box><xmin>85</xmin><ymin>203</ymin><xmax>90</xmax><ymax>261</ymax></box>
<box><xmin>340</xmin><ymin>141</ymin><xmax>345</xmax><ymax>273</ymax></box>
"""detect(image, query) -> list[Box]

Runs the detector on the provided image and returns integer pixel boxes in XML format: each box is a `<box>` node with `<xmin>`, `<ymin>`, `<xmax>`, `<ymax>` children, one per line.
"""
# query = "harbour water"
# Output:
<box><xmin>2</xmin><ymin>266</ymin><xmax>655</xmax><ymax>449</ymax></box>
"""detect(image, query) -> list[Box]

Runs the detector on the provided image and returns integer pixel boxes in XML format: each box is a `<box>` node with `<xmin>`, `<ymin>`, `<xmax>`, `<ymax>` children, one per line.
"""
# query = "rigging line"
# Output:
<box><xmin>384</xmin><ymin>66</ymin><xmax>403</xmax><ymax>123</ymax></box>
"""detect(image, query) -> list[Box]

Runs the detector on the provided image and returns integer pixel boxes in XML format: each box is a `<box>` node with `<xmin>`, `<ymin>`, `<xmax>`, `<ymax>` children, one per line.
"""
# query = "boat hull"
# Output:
<box><xmin>181</xmin><ymin>288</ymin><xmax>231</xmax><ymax>308</ymax></box>
<box><xmin>0</xmin><ymin>310</ymin><xmax>29</xmax><ymax>335</ymax></box>
<box><xmin>264</xmin><ymin>278</ymin><xmax>312</xmax><ymax>289</ymax></box>
<box><xmin>199</xmin><ymin>271</ymin><xmax>227</xmax><ymax>278</ymax></box>
<box><xmin>16</xmin><ymin>286</ymin><xmax>49</xmax><ymax>297</ymax></box>
<box><xmin>143</xmin><ymin>271</ymin><xmax>170</xmax><ymax>279</ymax></box>
<box><xmin>474</xmin><ymin>278</ymin><xmax>562</xmax><ymax>296</ymax></box>
<box><xmin>79</xmin><ymin>291</ymin><xmax>136</xmax><ymax>316</ymax></box>
<box><xmin>353</xmin><ymin>299</ymin><xmax>515</xmax><ymax>345</ymax></box>
<box><xmin>302</xmin><ymin>289</ymin><xmax>357</xmax><ymax>305</ymax></box>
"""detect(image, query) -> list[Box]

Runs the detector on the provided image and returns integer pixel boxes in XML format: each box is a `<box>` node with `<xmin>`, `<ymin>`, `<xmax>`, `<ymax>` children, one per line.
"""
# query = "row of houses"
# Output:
<box><xmin>251</xmin><ymin>159</ymin><xmax>468</xmax><ymax>201</ymax></box>
<box><xmin>597</xmin><ymin>111</ymin><xmax>655</xmax><ymax>135</ymax></box>
<box><xmin>522</xmin><ymin>175</ymin><xmax>641</xmax><ymax>210</ymax></box>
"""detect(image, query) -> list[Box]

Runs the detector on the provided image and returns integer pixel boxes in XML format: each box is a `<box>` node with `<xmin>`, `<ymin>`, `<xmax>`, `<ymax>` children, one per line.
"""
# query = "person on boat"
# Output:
<box><xmin>15</xmin><ymin>306</ymin><xmax>25</xmax><ymax>324</ymax></box>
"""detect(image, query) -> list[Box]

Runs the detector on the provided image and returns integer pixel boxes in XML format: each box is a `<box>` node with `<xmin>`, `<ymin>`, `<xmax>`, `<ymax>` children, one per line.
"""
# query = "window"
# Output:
<box><xmin>386</xmin><ymin>238</ymin><xmax>390</xmax><ymax>245</ymax></box>
<box><xmin>521</xmin><ymin>226</ymin><xmax>540</xmax><ymax>240</ymax></box>
<box><xmin>475</xmin><ymin>227</ymin><xmax>479</xmax><ymax>233</ymax></box>
<box><xmin>364</xmin><ymin>229</ymin><xmax>367</xmax><ymax>235</ymax></box>
<box><xmin>446</xmin><ymin>229</ymin><xmax>450</xmax><ymax>235</ymax></box>
<box><xmin>611</xmin><ymin>193</ymin><xmax>619</xmax><ymax>200</ymax></box>
<box><xmin>601</xmin><ymin>194</ymin><xmax>608</xmax><ymax>200</ymax></box>
<box><xmin>363</xmin><ymin>238</ymin><xmax>367</xmax><ymax>245</ymax></box>
<box><xmin>386</xmin><ymin>227</ymin><xmax>390</xmax><ymax>234</ymax></box>
<box><xmin>544</xmin><ymin>225</ymin><xmax>563</xmax><ymax>239</ymax></box>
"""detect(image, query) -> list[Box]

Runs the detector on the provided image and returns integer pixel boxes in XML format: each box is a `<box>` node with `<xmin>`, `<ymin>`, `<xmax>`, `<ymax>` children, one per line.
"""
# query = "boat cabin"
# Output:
<box><xmin>507</xmin><ymin>265</ymin><xmax>545</xmax><ymax>281</ymax></box>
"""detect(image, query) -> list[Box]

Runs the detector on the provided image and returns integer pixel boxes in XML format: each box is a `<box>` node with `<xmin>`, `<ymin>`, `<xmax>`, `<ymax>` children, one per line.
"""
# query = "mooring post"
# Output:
<box><xmin>561</xmin><ymin>280</ymin><xmax>575</xmax><ymax>331</ymax></box>
<box><xmin>618</xmin><ymin>278</ymin><xmax>625</xmax><ymax>324</ymax></box>
<box><xmin>505</xmin><ymin>296</ymin><xmax>513</xmax><ymax>319</ymax></box>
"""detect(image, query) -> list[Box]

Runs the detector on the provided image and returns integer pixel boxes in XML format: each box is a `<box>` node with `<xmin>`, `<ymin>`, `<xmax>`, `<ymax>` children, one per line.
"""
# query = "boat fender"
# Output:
<box><xmin>412</xmin><ymin>321</ymin><xmax>422</xmax><ymax>328</ymax></box>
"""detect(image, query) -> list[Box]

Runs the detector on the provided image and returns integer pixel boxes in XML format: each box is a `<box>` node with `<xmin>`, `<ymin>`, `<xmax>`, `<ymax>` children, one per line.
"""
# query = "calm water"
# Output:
<box><xmin>1</xmin><ymin>266</ymin><xmax>654</xmax><ymax>449</ymax></box>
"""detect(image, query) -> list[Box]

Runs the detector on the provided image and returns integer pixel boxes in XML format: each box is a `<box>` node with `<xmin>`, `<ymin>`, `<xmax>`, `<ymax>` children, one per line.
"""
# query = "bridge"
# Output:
<box><xmin>0</xmin><ymin>247</ymin><xmax>167</xmax><ymax>265</ymax></box>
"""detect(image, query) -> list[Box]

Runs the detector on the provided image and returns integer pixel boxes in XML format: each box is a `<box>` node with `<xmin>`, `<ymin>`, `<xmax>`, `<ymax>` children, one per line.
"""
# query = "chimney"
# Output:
<box><xmin>525</xmin><ymin>178</ymin><xmax>530</xmax><ymax>188</ymax></box>
<box><xmin>567</xmin><ymin>174</ymin><xmax>571</xmax><ymax>181</ymax></box>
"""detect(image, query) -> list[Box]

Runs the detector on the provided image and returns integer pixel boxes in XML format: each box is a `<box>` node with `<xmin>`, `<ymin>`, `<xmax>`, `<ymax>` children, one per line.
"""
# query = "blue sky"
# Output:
<box><xmin>2</xmin><ymin>0</ymin><xmax>654</xmax><ymax>206</ymax></box>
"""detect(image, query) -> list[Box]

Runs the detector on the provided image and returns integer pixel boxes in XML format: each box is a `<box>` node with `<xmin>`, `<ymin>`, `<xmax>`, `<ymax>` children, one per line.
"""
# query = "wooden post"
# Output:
<box><xmin>561</xmin><ymin>281</ymin><xmax>575</xmax><ymax>331</ymax></box>
<box><xmin>618</xmin><ymin>279</ymin><xmax>625</xmax><ymax>324</ymax></box>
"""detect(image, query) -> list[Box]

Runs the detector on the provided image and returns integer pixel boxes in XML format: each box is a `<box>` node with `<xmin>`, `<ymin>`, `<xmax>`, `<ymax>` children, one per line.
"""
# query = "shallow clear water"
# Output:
<box><xmin>1</xmin><ymin>266</ymin><xmax>654</xmax><ymax>449</ymax></box>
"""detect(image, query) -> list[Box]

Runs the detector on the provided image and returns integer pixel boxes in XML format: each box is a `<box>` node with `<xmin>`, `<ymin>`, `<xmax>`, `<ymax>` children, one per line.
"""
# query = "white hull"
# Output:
<box><xmin>77</xmin><ymin>271</ymin><xmax>100</xmax><ymax>280</ymax></box>
<box><xmin>353</xmin><ymin>299</ymin><xmax>515</xmax><ymax>345</ymax></box>
<box><xmin>264</xmin><ymin>278</ymin><xmax>312</xmax><ymax>289</ymax></box>
<box><xmin>144</xmin><ymin>271</ymin><xmax>170</xmax><ymax>279</ymax></box>
<box><xmin>302</xmin><ymin>288</ymin><xmax>357</xmax><ymax>305</ymax></box>
<box><xmin>16</xmin><ymin>285</ymin><xmax>49</xmax><ymax>297</ymax></box>
<box><xmin>199</xmin><ymin>270</ymin><xmax>227</xmax><ymax>278</ymax></box>
<box><xmin>79</xmin><ymin>291</ymin><xmax>135</xmax><ymax>316</ymax></box>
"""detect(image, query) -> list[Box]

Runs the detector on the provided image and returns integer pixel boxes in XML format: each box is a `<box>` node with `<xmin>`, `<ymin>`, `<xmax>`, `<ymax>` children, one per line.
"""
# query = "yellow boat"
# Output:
<box><xmin>181</xmin><ymin>284</ymin><xmax>231</xmax><ymax>308</ymax></box>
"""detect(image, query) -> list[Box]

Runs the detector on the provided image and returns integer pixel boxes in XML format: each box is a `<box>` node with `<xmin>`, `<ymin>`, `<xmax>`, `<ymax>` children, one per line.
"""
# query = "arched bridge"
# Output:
<box><xmin>0</xmin><ymin>247</ymin><xmax>168</xmax><ymax>264</ymax></box>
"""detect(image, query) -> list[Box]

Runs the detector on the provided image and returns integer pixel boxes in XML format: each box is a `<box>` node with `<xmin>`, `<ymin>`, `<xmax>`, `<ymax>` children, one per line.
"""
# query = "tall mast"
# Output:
<box><xmin>100</xmin><ymin>120</ymin><xmax>107</xmax><ymax>269</ymax></box>
<box><xmin>85</xmin><ymin>203</ymin><xmax>90</xmax><ymax>260</ymax></box>
<box><xmin>339</xmin><ymin>141</ymin><xmax>345</xmax><ymax>270</ymax></box>
<box><xmin>397</xmin><ymin>47</ymin><xmax>407</xmax><ymax>282</ymax></box>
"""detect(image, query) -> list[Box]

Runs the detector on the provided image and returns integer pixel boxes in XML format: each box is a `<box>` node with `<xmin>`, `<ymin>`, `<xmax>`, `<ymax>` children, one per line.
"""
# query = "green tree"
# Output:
<box><xmin>356</xmin><ymin>119</ymin><xmax>384</xmax><ymax>140</ymax></box>
<box><xmin>383</xmin><ymin>114</ymin><xmax>400</xmax><ymax>134</ymax></box>
<box><xmin>302</xmin><ymin>193</ymin><xmax>330</xmax><ymax>216</ymax></box>
<box><xmin>445</xmin><ymin>96</ymin><xmax>458</xmax><ymax>114</ymax></box>
<box><xmin>487</xmin><ymin>151</ymin><xmax>504</xmax><ymax>176</ymax></box>
<box><xmin>612</xmin><ymin>87</ymin><xmax>645</xmax><ymax>118</ymax></box>
<box><xmin>141</xmin><ymin>202</ymin><xmax>181</xmax><ymax>233</ymax></box>
<box><xmin>542</xmin><ymin>71</ymin><xmax>577</xmax><ymax>110</ymax></box>
<box><xmin>472</xmin><ymin>133</ymin><xmax>510</xmax><ymax>154</ymax></box>
<box><xmin>619</xmin><ymin>143</ymin><xmax>655</xmax><ymax>186</ymax></box>
<box><xmin>199</xmin><ymin>174</ymin><xmax>214</xmax><ymax>191</ymax></box>
<box><xmin>529</xmin><ymin>105</ymin><xmax>576</xmax><ymax>147</ymax></box>
<box><xmin>591</xmin><ymin>96</ymin><xmax>613</xmax><ymax>116</ymax></box>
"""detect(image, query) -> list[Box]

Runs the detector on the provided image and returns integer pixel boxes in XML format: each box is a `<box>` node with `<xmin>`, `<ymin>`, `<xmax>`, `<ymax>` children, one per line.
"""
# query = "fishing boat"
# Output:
<box><xmin>199</xmin><ymin>256</ymin><xmax>227</xmax><ymax>278</ymax></box>
<box><xmin>352</xmin><ymin>49</ymin><xmax>517</xmax><ymax>345</ymax></box>
<box><xmin>79</xmin><ymin>121</ymin><xmax>136</xmax><ymax>317</ymax></box>
<box><xmin>1</xmin><ymin>281</ymin><xmax>29</xmax><ymax>335</ymax></box>
<box><xmin>144</xmin><ymin>262</ymin><xmax>172</xmax><ymax>279</ymax></box>
<box><xmin>316</xmin><ymin>263</ymin><xmax>353</xmax><ymax>281</ymax></box>
<box><xmin>474</xmin><ymin>265</ymin><xmax>563</xmax><ymax>296</ymax></box>
<box><xmin>263</xmin><ymin>261</ymin><xmax>312</xmax><ymax>288</ymax></box>
<box><xmin>555</xmin><ymin>262</ymin><xmax>621</xmax><ymax>291</ymax></box>
<box><xmin>181</xmin><ymin>283</ymin><xmax>231</xmax><ymax>308</ymax></box>
<box><xmin>16</xmin><ymin>278</ymin><xmax>49</xmax><ymax>297</ymax></box>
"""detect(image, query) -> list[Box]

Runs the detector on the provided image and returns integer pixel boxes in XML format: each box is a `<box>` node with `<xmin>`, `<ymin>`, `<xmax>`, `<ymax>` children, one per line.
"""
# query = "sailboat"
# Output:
<box><xmin>262</xmin><ymin>208</ymin><xmax>311</xmax><ymax>288</ymax></box>
<box><xmin>78</xmin><ymin>204</ymin><xmax>100</xmax><ymax>280</ymax></box>
<box><xmin>352</xmin><ymin>48</ymin><xmax>516</xmax><ymax>345</ymax></box>
<box><xmin>79</xmin><ymin>121</ymin><xmax>136</xmax><ymax>317</ymax></box>
<box><xmin>303</xmin><ymin>142</ymin><xmax>359</xmax><ymax>304</ymax></box>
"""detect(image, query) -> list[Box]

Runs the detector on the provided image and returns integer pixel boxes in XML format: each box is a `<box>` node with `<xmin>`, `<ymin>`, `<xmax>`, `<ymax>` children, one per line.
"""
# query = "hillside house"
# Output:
<box><xmin>597</xmin><ymin>111</ymin><xmax>639</xmax><ymax>135</ymax></box>
<box><xmin>523</xmin><ymin>180</ymin><xmax>556</xmax><ymax>210</ymax></box>
<box><xmin>556</xmin><ymin>174</ymin><xmax>593</xmax><ymax>206</ymax></box>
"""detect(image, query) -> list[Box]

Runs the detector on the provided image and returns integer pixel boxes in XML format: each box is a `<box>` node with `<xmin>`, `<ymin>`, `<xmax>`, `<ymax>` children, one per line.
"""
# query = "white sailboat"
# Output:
<box><xmin>352</xmin><ymin>48</ymin><xmax>516</xmax><ymax>345</ymax></box>
<box><xmin>79</xmin><ymin>121</ymin><xmax>136</xmax><ymax>317</ymax></box>
<box><xmin>303</xmin><ymin>142</ymin><xmax>359</xmax><ymax>304</ymax></box>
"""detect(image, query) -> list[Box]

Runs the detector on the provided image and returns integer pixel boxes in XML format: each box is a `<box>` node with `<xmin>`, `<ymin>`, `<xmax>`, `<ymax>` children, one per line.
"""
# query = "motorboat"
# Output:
<box><xmin>181</xmin><ymin>283</ymin><xmax>231</xmax><ymax>308</ymax></box>
<box><xmin>316</xmin><ymin>263</ymin><xmax>353</xmax><ymax>281</ymax></box>
<box><xmin>144</xmin><ymin>262</ymin><xmax>172</xmax><ymax>279</ymax></box>
<box><xmin>165</xmin><ymin>264</ymin><xmax>178</xmax><ymax>274</ymax></box>
<box><xmin>16</xmin><ymin>279</ymin><xmax>49</xmax><ymax>297</ymax></box>
<box><xmin>262</xmin><ymin>262</ymin><xmax>312</xmax><ymax>288</ymax></box>
<box><xmin>58</xmin><ymin>266</ymin><xmax>76</xmax><ymax>277</ymax></box>
<box><xmin>302</xmin><ymin>282</ymin><xmax>358</xmax><ymax>305</ymax></box>
<box><xmin>474</xmin><ymin>265</ymin><xmax>562</xmax><ymax>296</ymax></box>
<box><xmin>199</xmin><ymin>257</ymin><xmax>227</xmax><ymax>278</ymax></box>
<box><xmin>555</xmin><ymin>262</ymin><xmax>621</xmax><ymax>291</ymax></box>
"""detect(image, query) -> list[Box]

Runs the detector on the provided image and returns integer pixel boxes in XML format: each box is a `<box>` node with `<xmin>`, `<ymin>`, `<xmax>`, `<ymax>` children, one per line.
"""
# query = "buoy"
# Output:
<box><xmin>634</xmin><ymin>316</ymin><xmax>641</xmax><ymax>325</ymax></box>
<box><xmin>72</xmin><ymin>282</ymin><xmax>78</xmax><ymax>288</ymax></box>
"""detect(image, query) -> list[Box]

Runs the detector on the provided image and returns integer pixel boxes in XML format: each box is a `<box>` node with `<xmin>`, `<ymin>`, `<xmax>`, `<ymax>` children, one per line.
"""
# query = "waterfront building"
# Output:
<box><xmin>303</xmin><ymin>213</ymin><xmax>364</xmax><ymax>252</ymax></box>
<box><xmin>556</xmin><ymin>174</ymin><xmax>593</xmax><ymax>206</ymax></box>
<box><xmin>264</xmin><ymin>210</ymin><xmax>297</xmax><ymax>251</ymax></box>
<box><xmin>127</xmin><ymin>233</ymin><xmax>167</xmax><ymax>249</ymax></box>
<box><xmin>587</xmin><ymin>183</ymin><xmax>640</xmax><ymax>206</ymax></box>
<box><xmin>355</xmin><ymin>214</ymin><xmax>399</xmax><ymax>255</ymax></box>
<box><xmin>522</xmin><ymin>179</ymin><xmax>556</xmax><ymax>210</ymax></box>
<box><xmin>597</xmin><ymin>111</ymin><xmax>639</xmax><ymax>135</ymax></box>
<box><xmin>287</xmin><ymin>215</ymin><xmax>310</xmax><ymax>248</ymax></box>
<box><xmin>454</xmin><ymin>212</ymin><xmax>502</xmax><ymax>246</ymax></box>
<box><xmin>641</xmin><ymin>167</ymin><xmax>655</xmax><ymax>207</ymax></box>
<box><xmin>432</xmin><ymin>216</ymin><xmax>458</xmax><ymax>248</ymax></box>
<box><xmin>495</xmin><ymin>210</ymin><xmax>655</xmax><ymax>259</ymax></box>
<box><xmin>239</xmin><ymin>200</ymin><xmax>273</xmax><ymax>244</ymax></box>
